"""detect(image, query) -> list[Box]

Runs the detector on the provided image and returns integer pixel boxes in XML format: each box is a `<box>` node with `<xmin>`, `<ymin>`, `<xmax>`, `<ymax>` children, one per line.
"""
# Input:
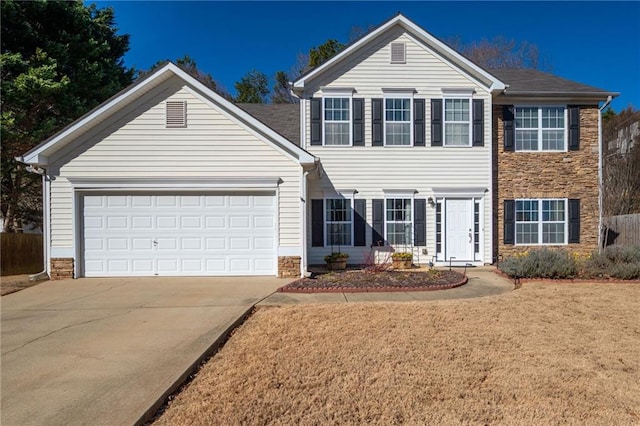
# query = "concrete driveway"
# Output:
<box><xmin>1</xmin><ymin>276</ymin><xmax>286</xmax><ymax>426</ymax></box>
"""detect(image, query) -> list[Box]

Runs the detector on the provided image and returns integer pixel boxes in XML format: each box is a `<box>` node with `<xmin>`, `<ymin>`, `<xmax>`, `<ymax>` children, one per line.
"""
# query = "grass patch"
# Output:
<box><xmin>154</xmin><ymin>283</ymin><xmax>640</xmax><ymax>425</ymax></box>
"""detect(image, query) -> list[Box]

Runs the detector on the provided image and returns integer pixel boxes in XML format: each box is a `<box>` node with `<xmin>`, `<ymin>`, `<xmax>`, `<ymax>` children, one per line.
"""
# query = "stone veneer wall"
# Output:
<box><xmin>493</xmin><ymin>105</ymin><xmax>600</xmax><ymax>259</ymax></box>
<box><xmin>50</xmin><ymin>257</ymin><xmax>74</xmax><ymax>280</ymax></box>
<box><xmin>278</xmin><ymin>256</ymin><xmax>301</xmax><ymax>278</ymax></box>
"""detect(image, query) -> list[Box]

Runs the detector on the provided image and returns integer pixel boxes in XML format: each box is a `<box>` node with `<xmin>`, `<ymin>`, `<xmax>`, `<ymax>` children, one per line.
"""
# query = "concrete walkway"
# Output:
<box><xmin>1</xmin><ymin>276</ymin><xmax>286</xmax><ymax>426</ymax></box>
<box><xmin>259</xmin><ymin>267</ymin><xmax>514</xmax><ymax>305</ymax></box>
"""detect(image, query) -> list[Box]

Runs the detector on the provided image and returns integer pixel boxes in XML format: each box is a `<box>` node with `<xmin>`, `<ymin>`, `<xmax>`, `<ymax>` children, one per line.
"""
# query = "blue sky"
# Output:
<box><xmin>93</xmin><ymin>1</ymin><xmax>639</xmax><ymax>110</ymax></box>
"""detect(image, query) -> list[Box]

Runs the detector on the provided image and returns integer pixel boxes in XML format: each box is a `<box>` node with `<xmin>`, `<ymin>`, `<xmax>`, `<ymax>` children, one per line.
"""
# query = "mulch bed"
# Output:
<box><xmin>493</xmin><ymin>269</ymin><xmax>640</xmax><ymax>287</ymax></box>
<box><xmin>278</xmin><ymin>269</ymin><xmax>467</xmax><ymax>293</ymax></box>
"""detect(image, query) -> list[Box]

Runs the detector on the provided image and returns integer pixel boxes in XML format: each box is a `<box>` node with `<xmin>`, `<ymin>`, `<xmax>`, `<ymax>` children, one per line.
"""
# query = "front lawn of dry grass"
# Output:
<box><xmin>155</xmin><ymin>283</ymin><xmax>640</xmax><ymax>425</ymax></box>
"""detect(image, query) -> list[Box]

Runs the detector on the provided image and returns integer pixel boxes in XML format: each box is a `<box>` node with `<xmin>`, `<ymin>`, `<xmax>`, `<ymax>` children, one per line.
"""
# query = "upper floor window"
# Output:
<box><xmin>386</xmin><ymin>198</ymin><xmax>412</xmax><ymax>244</ymax></box>
<box><xmin>324</xmin><ymin>98</ymin><xmax>351</xmax><ymax>146</ymax></box>
<box><xmin>385</xmin><ymin>98</ymin><xmax>411</xmax><ymax>146</ymax></box>
<box><xmin>326</xmin><ymin>198</ymin><xmax>352</xmax><ymax>246</ymax></box>
<box><xmin>515</xmin><ymin>199</ymin><xmax>566</xmax><ymax>245</ymax></box>
<box><xmin>515</xmin><ymin>106</ymin><xmax>565</xmax><ymax>151</ymax></box>
<box><xmin>444</xmin><ymin>98</ymin><xmax>471</xmax><ymax>146</ymax></box>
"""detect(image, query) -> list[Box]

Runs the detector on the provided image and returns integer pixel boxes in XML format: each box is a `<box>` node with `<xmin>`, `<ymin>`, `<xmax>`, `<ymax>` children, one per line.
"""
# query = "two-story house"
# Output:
<box><xmin>19</xmin><ymin>14</ymin><xmax>617</xmax><ymax>279</ymax></box>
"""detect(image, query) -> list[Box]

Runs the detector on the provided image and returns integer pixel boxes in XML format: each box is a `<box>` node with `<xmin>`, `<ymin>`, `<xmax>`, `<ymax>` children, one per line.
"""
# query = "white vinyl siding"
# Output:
<box><xmin>515</xmin><ymin>106</ymin><xmax>566</xmax><ymax>151</ymax></box>
<box><xmin>304</xmin><ymin>32</ymin><xmax>492</xmax><ymax>264</ymax></box>
<box><xmin>48</xmin><ymin>77</ymin><xmax>301</xmax><ymax>252</ymax></box>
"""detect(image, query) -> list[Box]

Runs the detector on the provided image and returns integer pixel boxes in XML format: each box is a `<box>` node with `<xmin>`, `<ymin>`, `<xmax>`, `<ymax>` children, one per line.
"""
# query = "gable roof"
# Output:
<box><xmin>489</xmin><ymin>69</ymin><xmax>618</xmax><ymax>98</ymax></box>
<box><xmin>237</xmin><ymin>103</ymin><xmax>300</xmax><ymax>146</ymax></box>
<box><xmin>19</xmin><ymin>63</ymin><xmax>315</xmax><ymax>166</ymax></box>
<box><xmin>292</xmin><ymin>13</ymin><xmax>506</xmax><ymax>93</ymax></box>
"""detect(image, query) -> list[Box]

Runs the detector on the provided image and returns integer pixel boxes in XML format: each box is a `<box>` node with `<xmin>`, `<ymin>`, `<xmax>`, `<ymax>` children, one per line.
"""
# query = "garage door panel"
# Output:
<box><xmin>133</xmin><ymin>259</ymin><xmax>154</xmax><ymax>274</ymax></box>
<box><xmin>83</xmin><ymin>193</ymin><xmax>276</xmax><ymax>277</ymax></box>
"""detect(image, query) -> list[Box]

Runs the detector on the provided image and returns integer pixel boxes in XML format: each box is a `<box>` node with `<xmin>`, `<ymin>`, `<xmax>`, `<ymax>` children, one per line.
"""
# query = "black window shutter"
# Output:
<box><xmin>311</xmin><ymin>199</ymin><xmax>324</xmax><ymax>247</ymax></box>
<box><xmin>354</xmin><ymin>199</ymin><xmax>366</xmax><ymax>246</ymax></box>
<box><xmin>568</xmin><ymin>106</ymin><xmax>580</xmax><ymax>151</ymax></box>
<box><xmin>372</xmin><ymin>199</ymin><xmax>385</xmax><ymax>246</ymax></box>
<box><xmin>372</xmin><ymin>98</ymin><xmax>383</xmax><ymax>146</ymax></box>
<box><xmin>472</xmin><ymin>99</ymin><xmax>484</xmax><ymax>147</ymax></box>
<box><xmin>431</xmin><ymin>99</ymin><xmax>443</xmax><ymax>146</ymax></box>
<box><xmin>568</xmin><ymin>199</ymin><xmax>580</xmax><ymax>243</ymax></box>
<box><xmin>310</xmin><ymin>98</ymin><xmax>322</xmax><ymax>146</ymax></box>
<box><xmin>352</xmin><ymin>98</ymin><xmax>364</xmax><ymax>146</ymax></box>
<box><xmin>413</xmin><ymin>99</ymin><xmax>425</xmax><ymax>146</ymax></box>
<box><xmin>414</xmin><ymin>199</ymin><xmax>427</xmax><ymax>246</ymax></box>
<box><xmin>504</xmin><ymin>199</ymin><xmax>515</xmax><ymax>245</ymax></box>
<box><xmin>503</xmin><ymin>105</ymin><xmax>515</xmax><ymax>151</ymax></box>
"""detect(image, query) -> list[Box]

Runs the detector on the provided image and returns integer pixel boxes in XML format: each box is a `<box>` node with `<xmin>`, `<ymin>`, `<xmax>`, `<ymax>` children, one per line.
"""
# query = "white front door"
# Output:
<box><xmin>445</xmin><ymin>199</ymin><xmax>474</xmax><ymax>262</ymax></box>
<box><xmin>82</xmin><ymin>193</ymin><xmax>277</xmax><ymax>277</ymax></box>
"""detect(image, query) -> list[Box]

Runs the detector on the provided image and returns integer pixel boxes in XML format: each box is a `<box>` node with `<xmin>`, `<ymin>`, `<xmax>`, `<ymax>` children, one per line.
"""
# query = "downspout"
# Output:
<box><xmin>300</xmin><ymin>168</ymin><xmax>311</xmax><ymax>277</ymax></box>
<box><xmin>598</xmin><ymin>96</ymin><xmax>613</xmax><ymax>251</ymax></box>
<box><xmin>25</xmin><ymin>166</ymin><xmax>50</xmax><ymax>281</ymax></box>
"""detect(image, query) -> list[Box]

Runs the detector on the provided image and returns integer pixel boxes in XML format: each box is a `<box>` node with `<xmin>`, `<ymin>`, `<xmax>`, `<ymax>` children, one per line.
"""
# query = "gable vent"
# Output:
<box><xmin>166</xmin><ymin>101</ymin><xmax>187</xmax><ymax>127</ymax></box>
<box><xmin>390</xmin><ymin>42</ymin><xmax>406</xmax><ymax>64</ymax></box>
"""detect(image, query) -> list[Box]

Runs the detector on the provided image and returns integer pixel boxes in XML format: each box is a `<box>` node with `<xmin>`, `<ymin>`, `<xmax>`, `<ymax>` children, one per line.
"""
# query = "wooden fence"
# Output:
<box><xmin>1</xmin><ymin>233</ymin><xmax>43</xmax><ymax>276</ymax></box>
<box><xmin>603</xmin><ymin>214</ymin><xmax>640</xmax><ymax>247</ymax></box>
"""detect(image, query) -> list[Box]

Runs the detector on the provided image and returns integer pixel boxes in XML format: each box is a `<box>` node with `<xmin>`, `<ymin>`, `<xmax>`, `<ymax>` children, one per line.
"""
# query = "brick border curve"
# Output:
<box><xmin>277</xmin><ymin>275</ymin><xmax>468</xmax><ymax>294</ymax></box>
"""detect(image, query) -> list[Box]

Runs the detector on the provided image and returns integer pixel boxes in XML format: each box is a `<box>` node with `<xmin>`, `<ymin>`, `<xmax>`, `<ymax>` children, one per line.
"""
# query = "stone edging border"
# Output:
<box><xmin>492</xmin><ymin>269</ymin><xmax>640</xmax><ymax>284</ymax></box>
<box><xmin>277</xmin><ymin>275</ymin><xmax>468</xmax><ymax>294</ymax></box>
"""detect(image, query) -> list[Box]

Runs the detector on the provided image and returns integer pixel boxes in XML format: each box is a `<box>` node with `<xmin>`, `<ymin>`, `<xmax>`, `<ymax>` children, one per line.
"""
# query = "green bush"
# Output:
<box><xmin>610</xmin><ymin>263</ymin><xmax>640</xmax><ymax>280</ymax></box>
<box><xmin>499</xmin><ymin>248</ymin><xmax>578</xmax><ymax>279</ymax></box>
<box><xmin>500</xmin><ymin>246</ymin><xmax>640</xmax><ymax>280</ymax></box>
<box><xmin>391</xmin><ymin>252</ymin><xmax>413</xmax><ymax>261</ymax></box>
<box><xmin>585</xmin><ymin>246</ymin><xmax>640</xmax><ymax>279</ymax></box>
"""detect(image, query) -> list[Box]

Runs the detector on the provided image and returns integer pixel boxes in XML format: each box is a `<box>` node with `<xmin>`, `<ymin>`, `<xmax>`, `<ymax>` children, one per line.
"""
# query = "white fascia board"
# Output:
<box><xmin>21</xmin><ymin>65</ymin><xmax>176</xmax><ymax>165</ymax></box>
<box><xmin>293</xmin><ymin>15</ymin><xmax>406</xmax><ymax>89</ymax></box>
<box><xmin>294</xmin><ymin>14</ymin><xmax>505</xmax><ymax>93</ymax></box>
<box><xmin>399</xmin><ymin>20</ymin><xmax>505</xmax><ymax>91</ymax></box>
<box><xmin>67</xmin><ymin>177</ymin><xmax>281</xmax><ymax>190</ymax></box>
<box><xmin>170</xmin><ymin>67</ymin><xmax>316</xmax><ymax>166</ymax></box>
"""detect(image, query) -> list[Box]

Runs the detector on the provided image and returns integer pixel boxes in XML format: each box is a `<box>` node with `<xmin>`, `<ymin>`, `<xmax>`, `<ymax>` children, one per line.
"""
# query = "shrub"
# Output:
<box><xmin>610</xmin><ymin>263</ymin><xmax>640</xmax><ymax>280</ymax></box>
<box><xmin>584</xmin><ymin>246</ymin><xmax>640</xmax><ymax>279</ymax></box>
<box><xmin>499</xmin><ymin>248</ymin><xmax>577</xmax><ymax>279</ymax></box>
<box><xmin>324</xmin><ymin>252</ymin><xmax>349</xmax><ymax>263</ymax></box>
<box><xmin>391</xmin><ymin>252</ymin><xmax>413</xmax><ymax>261</ymax></box>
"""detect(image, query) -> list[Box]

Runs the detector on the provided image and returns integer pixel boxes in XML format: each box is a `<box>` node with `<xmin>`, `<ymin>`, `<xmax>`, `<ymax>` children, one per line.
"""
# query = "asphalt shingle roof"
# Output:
<box><xmin>489</xmin><ymin>69</ymin><xmax>616</xmax><ymax>96</ymax></box>
<box><xmin>236</xmin><ymin>103</ymin><xmax>300</xmax><ymax>146</ymax></box>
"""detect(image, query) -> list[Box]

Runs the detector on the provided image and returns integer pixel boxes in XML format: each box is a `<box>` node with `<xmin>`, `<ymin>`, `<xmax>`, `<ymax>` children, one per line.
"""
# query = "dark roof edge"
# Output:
<box><xmin>502</xmin><ymin>90</ymin><xmax>620</xmax><ymax>97</ymax></box>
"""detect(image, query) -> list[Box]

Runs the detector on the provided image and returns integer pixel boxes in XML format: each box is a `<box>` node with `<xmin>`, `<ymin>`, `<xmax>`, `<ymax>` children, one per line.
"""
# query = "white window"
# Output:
<box><xmin>324</xmin><ymin>98</ymin><xmax>351</xmax><ymax>146</ymax></box>
<box><xmin>385</xmin><ymin>98</ymin><xmax>411</xmax><ymax>146</ymax></box>
<box><xmin>515</xmin><ymin>199</ymin><xmax>567</xmax><ymax>245</ymax></box>
<box><xmin>325</xmin><ymin>198</ymin><xmax>352</xmax><ymax>246</ymax></box>
<box><xmin>444</xmin><ymin>98</ymin><xmax>471</xmax><ymax>146</ymax></box>
<box><xmin>515</xmin><ymin>106</ymin><xmax>566</xmax><ymax>151</ymax></box>
<box><xmin>385</xmin><ymin>198</ymin><xmax>412</xmax><ymax>245</ymax></box>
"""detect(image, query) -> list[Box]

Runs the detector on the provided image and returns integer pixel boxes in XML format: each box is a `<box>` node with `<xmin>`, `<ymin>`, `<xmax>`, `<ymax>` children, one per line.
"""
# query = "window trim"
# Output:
<box><xmin>384</xmin><ymin>195</ymin><xmax>414</xmax><ymax>246</ymax></box>
<box><xmin>515</xmin><ymin>198</ymin><xmax>568</xmax><ymax>246</ymax></box>
<box><xmin>323</xmin><ymin>196</ymin><xmax>354</xmax><ymax>248</ymax></box>
<box><xmin>442</xmin><ymin>97</ymin><xmax>472</xmax><ymax>147</ymax></box>
<box><xmin>514</xmin><ymin>105</ymin><xmax>568</xmax><ymax>152</ymax></box>
<box><xmin>322</xmin><ymin>96</ymin><xmax>353</xmax><ymax>147</ymax></box>
<box><xmin>383</xmin><ymin>92</ymin><xmax>414</xmax><ymax>147</ymax></box>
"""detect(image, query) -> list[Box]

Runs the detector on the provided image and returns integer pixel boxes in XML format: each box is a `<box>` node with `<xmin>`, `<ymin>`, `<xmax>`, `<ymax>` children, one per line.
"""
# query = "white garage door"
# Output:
<box><xmin>82</xmin><ymin>193</ymin><xmax>277</xmax><ymax>277</ymax></box>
